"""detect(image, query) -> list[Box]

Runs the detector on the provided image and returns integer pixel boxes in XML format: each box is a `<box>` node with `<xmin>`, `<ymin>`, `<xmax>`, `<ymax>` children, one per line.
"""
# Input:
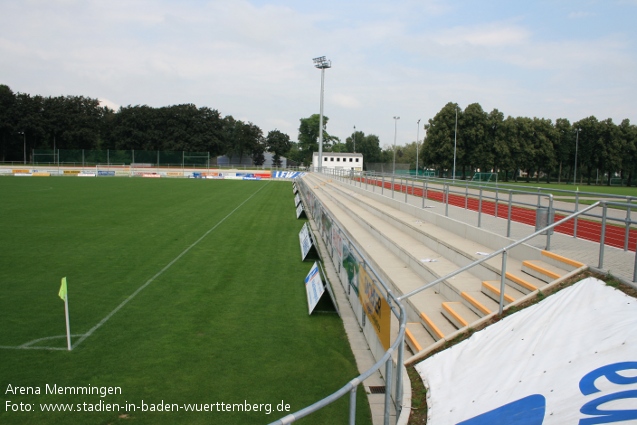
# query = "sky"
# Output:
<box><xmin>1</xmin><ymin>0</ymin><xmax>636</xmax><ymax>148</ymax></box>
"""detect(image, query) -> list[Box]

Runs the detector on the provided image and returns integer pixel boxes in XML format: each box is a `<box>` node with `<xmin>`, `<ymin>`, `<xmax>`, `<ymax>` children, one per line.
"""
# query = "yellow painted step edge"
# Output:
<box><xmin>482</xmin><ymin>281</ymin><xmax>516</xmax><ymax>304</ymax></box>
<box><xmin>442</xmin><ymin>302</ymin><xmax>469</xmax><ymax>328</ymax></box>
<box><xmin>506</xmin><ymin>272</ymin><xmax>538</xmax><ymax>292</ymax></box>
<box><xmin>523</xmin><ymin>260</ymin><xmax>561</xmax><ymax>280</ymax></box>
<box><xmin>405</xmin><ymin>327</ymin><xmax>423</xmax><ymax>352</ymax></box>
<box><xmin>420</xmin><ymin>312</ymin><xmax>445</xmax><ymax>340</ymax></box>
<box><xmin>542</xmin><ymin>250</ymin><xmax>585</xmax><ymax>268</ymax></box>
<box><xmin>461</xmin><ymin>292</ymin><xmax>491</xmax><ymax>315</ymax></box>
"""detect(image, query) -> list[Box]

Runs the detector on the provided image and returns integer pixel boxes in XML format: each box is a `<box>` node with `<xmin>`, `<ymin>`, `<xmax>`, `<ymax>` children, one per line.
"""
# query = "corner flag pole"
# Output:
<box><xmin>59</xmin><ymin>277</ymin><xmax>72</xmax><ymax>351</ymax></box>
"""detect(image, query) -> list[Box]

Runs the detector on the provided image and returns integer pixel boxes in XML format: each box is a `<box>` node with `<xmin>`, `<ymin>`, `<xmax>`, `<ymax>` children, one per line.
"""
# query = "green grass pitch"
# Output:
<box><xmin>0</xmin><ymin>177</ymin><xmax>371</xmax><ymax>425</ymax></box>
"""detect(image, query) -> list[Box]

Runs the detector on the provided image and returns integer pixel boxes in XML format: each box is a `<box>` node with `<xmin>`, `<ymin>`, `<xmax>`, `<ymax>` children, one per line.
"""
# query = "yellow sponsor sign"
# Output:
<box><xmin>32</xmin><ymin>172</ymin><xmax>51</xmax><ymax>177</ymax></box>
<box><xmin>12</xmin><ymin>169</ymin><xmax>30</xmax><ymax>174</ymax></box>
<box><xmin>63</xmin><ymin>170</ymin><xmax>81</xmax><ymax>174</ymax></box>
<box><xmin>166</xmin><ymin>172</ymin><xmax>183</xmax><ymax>177</ymax></box>
<box><xmin>358</xmin><ymin>267</ymin><xmax>391</xmax><ymax>350</ymax></box>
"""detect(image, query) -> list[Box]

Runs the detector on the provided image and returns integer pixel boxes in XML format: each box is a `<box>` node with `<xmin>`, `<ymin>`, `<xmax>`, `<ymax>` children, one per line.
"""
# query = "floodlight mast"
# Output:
<box><xmin>313</xmin><ymin>56</ymin><xmax>331</xmax><ymax>172</ymax></box>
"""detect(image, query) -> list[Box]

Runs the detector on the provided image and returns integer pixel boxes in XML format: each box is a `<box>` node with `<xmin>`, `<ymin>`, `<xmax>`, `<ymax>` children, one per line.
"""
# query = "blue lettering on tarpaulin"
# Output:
<box><xmin>579</xmin><ymin>362</ymin><xmax>637</xmax><ymax>424</ymax></box>
<box><xmin>456</xmin><ymin>394</ymin><xmax>546</xmax><ymax>425</ymax></box>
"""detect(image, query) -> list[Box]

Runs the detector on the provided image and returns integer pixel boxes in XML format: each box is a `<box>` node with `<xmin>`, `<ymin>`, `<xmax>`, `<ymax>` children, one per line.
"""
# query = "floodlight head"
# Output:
<box><xmin>313</xmin><ymin>56</ymin><xmax>331</xmax><ymax>69</ymax></box>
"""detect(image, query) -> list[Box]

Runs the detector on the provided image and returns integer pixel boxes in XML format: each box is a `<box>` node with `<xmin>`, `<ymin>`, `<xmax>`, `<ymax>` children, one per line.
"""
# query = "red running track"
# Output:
<box><xmin>358</xmin><ymin>178</ymin><xmax>637</xmax><ymax>252</ymax></box>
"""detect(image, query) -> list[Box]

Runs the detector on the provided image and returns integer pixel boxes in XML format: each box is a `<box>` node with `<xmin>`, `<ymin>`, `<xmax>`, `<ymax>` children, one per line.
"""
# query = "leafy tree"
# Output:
<box><xmin>463</xmin><ymin>103</ymin><xmax>489</xmax><ymax>173</ymax></box>
<box><xmin>297</xmin><ymin>114</ymin><xmax>337</xmax><ymax>166</ymax></box>
<box><xmin>554</xmin><ymin>118</ymin><xmax>573</xmax><ymax>183</ymax></box>
<box><xmin>423</xmin><ymin>102</ymin><xmax>462</xmax><ymax>177</ymax></box>
<box><xmin>265</xmin><ymin>129</ymin><xmax>291</xmax><ymax>167</ymax></box>
<box><xmin>345</xmin><ymin>131</ymin><xmax>382</xmax><ymax>168</ymax></box>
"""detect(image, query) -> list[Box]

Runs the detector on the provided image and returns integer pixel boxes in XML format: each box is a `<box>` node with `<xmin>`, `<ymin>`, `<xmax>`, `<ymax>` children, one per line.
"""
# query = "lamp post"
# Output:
<box><xmin>416</xmin><ymin>119</ymin><xmax>421</xmax><ymax>176</ymax></box>
<box><xmin>393</xmin><ymin>116</ymin><xmax>400</xmax><ymax>174</ymax></box>
<box><xmin>453</xmin><ymin>107</ymin><xmax>458</xmax><ymax>181</ymax></box>
<box><xmin>18</xmin><ymin>131</ymin><xmax>25</xmax><ymax>164</ymax></box>
<box><xmin>353</xmin><ymin>125</ymin><xmax>356</xmax><ymax>153</ymax></box>
<box><xmin>574</xmin><ymin>128</ymin><xmax>581</xmax><ymax>185</ymax></box>
<box><xmin>313</xmin><ymin>56</ymin><xmax>331</xmax><ymax>172</ymax></box>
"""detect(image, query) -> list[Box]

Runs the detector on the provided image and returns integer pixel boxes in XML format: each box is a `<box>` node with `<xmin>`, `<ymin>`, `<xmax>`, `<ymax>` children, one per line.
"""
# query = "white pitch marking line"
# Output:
<box><xmin>73</xmin><ymin>181</ymin><xmax>270</xmax><ymax>349</ymax></box>
<box><xmin>3</xmin><ymin>182</ymin><xmax>270</xmax><ymax>352</ymax></box>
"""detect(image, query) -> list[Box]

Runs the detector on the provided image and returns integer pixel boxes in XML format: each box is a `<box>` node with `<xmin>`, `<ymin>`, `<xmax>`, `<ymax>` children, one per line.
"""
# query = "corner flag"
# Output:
<box><xmin>59</xmin><ymin>277</ymin><xmax>68</xmax><ymax>301</ymax></box>
<box><xmin>58</xmin><ymin>277</ymin><xmax>72</xmax><ymax>350</ymax></box>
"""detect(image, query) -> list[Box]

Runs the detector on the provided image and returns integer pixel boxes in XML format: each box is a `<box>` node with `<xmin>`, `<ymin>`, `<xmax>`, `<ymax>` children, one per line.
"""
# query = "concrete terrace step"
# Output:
<box><xmin>405</xmin><ymin>322</ymin><xmax>436</xmax><ymax>354</ymax></box>
<box><xmin>522</xmin><ymin>260</ymin><xmax>566</xmax><ymax>283</ymax></box>
<box><xmin>481</xmin><ymin>280</ymin><xmax>525</xmax><ymax>305</ymax></box>
<box><xmin>441</xmin><ymin>302</ymin><xmax>480</xmax><ymax>330</ymax></box>
<box><xmin>541</xmin><ymin>250</ymin><xmax>585</xmax><ymax>271</ymax></box>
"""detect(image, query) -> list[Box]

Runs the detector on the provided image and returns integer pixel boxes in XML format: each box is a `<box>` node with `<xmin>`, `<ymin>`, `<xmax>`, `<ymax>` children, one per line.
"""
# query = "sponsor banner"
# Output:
<box><xmin>14</xmin><ymin>172</ymin><xmax>32</xmax><ymax>176</ymax></box>
<box><xmin>13</xmin><ymin>169</ymin><xmax>31</xmax><ymax>174</ymax></box>
<box><xmin>32</xmin><ymin>172</ymin><xmax>51</xmax><ymax>177</ymax></box>
<box><xmin>78</xmin><ymin>172</ymin><xmax>96</xmax><ymax>177</ymax></box>
<box><xmin>273</xmin><ymin>171</ymin><xmax>306</xmax><ymax>179</ymax></box>
<box><xmin>134</xmin><ymin>172</ymin><xmax>161</xmax><ymax>178</ymax></box>
<box><xmin>304</xmin><ymin>262</ymin><xmax>325</xmax><ymax>315</ymax></box>
<box><xmin>63</xmin><ymin>170</ymin><xmax>81</xmax><ymax>175</ymax></box>
<box><xmin>97</xmin><ymin>171</ymin><xmax>116</xmax><ymax>176</ymax></box>
<box><xmin>416</xmin><ymin>277</ymin><xmax>637</xmax><ymax>425</ymax></box>
<box><xmin>299</xmin><ymin>223</ymin><xmax>314</xmax><ymax>261</ymax></box>
<box><xmin>296</xmin><ymin>203</ymin><xmax>305</xmax><ymax>219</ymax></box>
<box><xmin>166</xmin><ymin>172</ymin><xmax>183</xmax><ymax>177</ymax></box>
<box><xmin>358</xmin><ymin>267</ymin><xmax>391</xmax><ymax>350</ymax></box>
<box><xmin>295</xmin><ymin>193</ymin><xmax>301</xmax><ymax>206</ymax></box>
<box><xmin>0</xmin><ymin>169</ymin><xmax>12</xmax><ymax>175</ymax></box>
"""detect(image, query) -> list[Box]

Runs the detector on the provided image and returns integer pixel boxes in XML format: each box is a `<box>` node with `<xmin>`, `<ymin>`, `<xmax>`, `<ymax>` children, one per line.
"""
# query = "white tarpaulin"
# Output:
<box><xmin>415</xmin><ymin>277</ymin><xmax>637</xmax><ymax>425</ymax></box>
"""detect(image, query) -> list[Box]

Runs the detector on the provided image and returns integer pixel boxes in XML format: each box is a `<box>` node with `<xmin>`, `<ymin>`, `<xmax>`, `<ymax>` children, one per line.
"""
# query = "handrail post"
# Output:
<box><xmin>382</xmin><ymin>174</ymin><xmax>385</xmax><ymax>195</ymax></box>
<box><xmin>422</xmin><ymin>178</ymin><xmax>426</xmax><ymax>208</ymax></box>
<box><xmin>494</xmin><ymin>187</ymin><xmax>499</xmax><ymax>218</ymax></box>
<box><xmin>624</xmin><ymin>199</ymin><xmax>631</xmax><ymax>251</ymax></box>
<box><xmin>349</xmin><ymin>386</ymin><xmax>357</xmax><ymax>425</ymax></box>
<box><xmin>384</xmin><ymin>358</ymin><xmax>393</xmax><ymax>425</ymax></box>
<box><xmin>598</xmin><ymin>203</ymin><xmax>607</xmax><ymax>269</ymax></box>
<box><xmin>499</xmin><ymin>249</ymin><xmax>508</xmax><ymax>315</ymax></box>
<box><xmin>478</xmin><ymin>188</ymin><xmax>483</xmax><ymax>227</ymax></box>
<box><xmin>395</xmin><ymin>313</ymin><xmax>405</xmax><ymax>417</ymax></box>
<box><xmin>391</xmin><ymin>175</ymin><xmax>395</xmax><ymax>199</ymax></box>
<box><xmin>546</xmin><ymin>194</ymin><xmax>553</xmax><ymax>251</ymax></box>
<box><xmin>507</xmin><ymin>190</ymin><xmax>513</xmax><ymax>237</ymax></box>
<box><xmin>465</xmin><ymin>182</ymin><xmax>469</xmax><ymax>210</ymax></box>
<box><xmin>445</xmin><ymin>184</ymin><xmax>449</xmax><ymax>216</ymax></box>
<box><xmin>574</xmin><ymin>189</ymin><xmax>580</xmax><ymax>238</ymax></box>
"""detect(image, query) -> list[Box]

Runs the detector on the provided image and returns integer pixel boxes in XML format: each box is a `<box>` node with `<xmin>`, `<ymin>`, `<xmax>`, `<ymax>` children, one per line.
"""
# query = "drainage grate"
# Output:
<box><xmin>368</xmin><ymin>386</ymin><xmax>386</xmax><ymax>394</ymax></box>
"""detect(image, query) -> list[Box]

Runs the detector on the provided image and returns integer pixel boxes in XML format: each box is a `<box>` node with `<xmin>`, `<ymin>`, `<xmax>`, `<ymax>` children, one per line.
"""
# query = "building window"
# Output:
<box><xmin>349</xmin><ymin>158</ymin><xmax>353</xmax><ymax>162</ymax></box>
<box><xmin>324</xmin><ymin>157</ymin><xmax>328</xmax><ymax>161</ymax></box>
<box><xmin>337</xmin><ymin>157</ymin><xmax>340</xmax><ymax>162</ymax></box>
<box><xmin>330</xmin><ymin>157</ymin><xmax>334</xmax><ymax>161</ymax></box>
<box><xmin>356</xmin><ymin>158</ymin><xmax>359</xmax><ymax>162</ymax></box>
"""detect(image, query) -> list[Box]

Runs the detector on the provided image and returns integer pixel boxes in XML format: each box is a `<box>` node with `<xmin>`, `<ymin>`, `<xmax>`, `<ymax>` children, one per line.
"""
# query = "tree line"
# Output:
<box><xmin>0</xmin><ymin>85</ymin><xmax>291</xmax><ymax>166</ymax></box>
<box><xmin>419</xmin><ymin>102</ymin><xmax>637</xmax><ymax>185</ymax></box>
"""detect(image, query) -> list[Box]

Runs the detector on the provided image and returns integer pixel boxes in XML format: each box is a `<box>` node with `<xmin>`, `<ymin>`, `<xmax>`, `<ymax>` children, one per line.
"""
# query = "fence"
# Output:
<box><xmin>31</xmin><ymin>149</ymin><xmax>211</xmax><ymax>167</ymax></box>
